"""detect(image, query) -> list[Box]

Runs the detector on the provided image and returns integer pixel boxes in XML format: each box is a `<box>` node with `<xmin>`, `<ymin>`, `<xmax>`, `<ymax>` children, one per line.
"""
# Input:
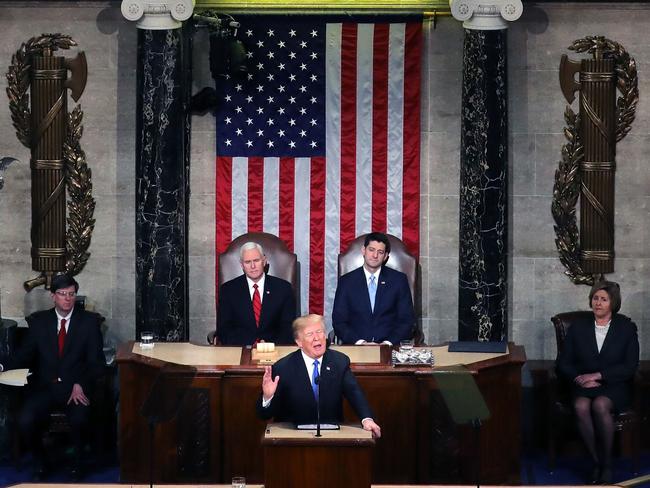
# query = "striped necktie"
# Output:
<box><xmin>252</xmin><ymin>284</ymin><xmax>262</xmax><ymax>327</ymax></box>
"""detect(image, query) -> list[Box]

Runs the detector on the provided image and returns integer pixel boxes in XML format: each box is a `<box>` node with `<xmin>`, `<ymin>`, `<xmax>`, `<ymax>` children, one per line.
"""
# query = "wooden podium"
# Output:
<box><xmin>262</xmin><ymin>423</ymin><xmax>375</xmax><ymax>488</ymax></box>
<box><xmin>118</xmin><ymin>342</ymin><xmax>525</xmax><ymax>484</ymax></box>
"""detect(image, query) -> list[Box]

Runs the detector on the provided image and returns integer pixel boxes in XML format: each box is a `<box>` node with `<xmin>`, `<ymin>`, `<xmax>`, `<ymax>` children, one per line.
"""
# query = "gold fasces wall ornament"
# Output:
<box><xmin>552</xmin><ymin>36</ymin><xmax>638</xmax><ymax>285</ymax></box>
<box><xmin>6</xmin><ymin>34</ymin><xmax>95</xmax><ymax>291</ymax></box>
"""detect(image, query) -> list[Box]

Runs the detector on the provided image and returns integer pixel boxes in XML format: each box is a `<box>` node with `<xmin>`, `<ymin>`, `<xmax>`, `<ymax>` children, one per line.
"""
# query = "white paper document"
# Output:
<box><xmin>296</xmin><ymin>423</ymin><xmax>340</xmax><ymax>430</ymax></box>
<box><xmin>0</xmin><ymin>368</ymin><xmax>29</xmax><ymax>386</ymax></box>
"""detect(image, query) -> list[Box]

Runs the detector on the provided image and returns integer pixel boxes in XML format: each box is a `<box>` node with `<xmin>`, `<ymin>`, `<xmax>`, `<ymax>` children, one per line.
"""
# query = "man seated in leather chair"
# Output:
<box><xmin>332</xmin><ymin>232</ymin><xmax>415</xmax><ymax>345</ymax></box>
<box><xmin>0</xmin><ymin>274</ymin><xmax>105</xmax><ymax>480</ymax></box>
<box><xmin>216</xmin><ymin>241</ymin><xmax>296</xmax><ymax>345</ymax></box>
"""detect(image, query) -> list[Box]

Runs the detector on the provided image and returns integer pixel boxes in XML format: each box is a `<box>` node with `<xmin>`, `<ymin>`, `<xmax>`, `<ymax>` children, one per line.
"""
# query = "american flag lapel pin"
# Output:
<box><xmin>326</xmin><ymin>366</ymin><xmax>331</xmax><ymax>371</ymax></box>
<box><xmin>381</xmin><ymin>281</ymin><xmax>386</xmax><ymax>285</ymax></box>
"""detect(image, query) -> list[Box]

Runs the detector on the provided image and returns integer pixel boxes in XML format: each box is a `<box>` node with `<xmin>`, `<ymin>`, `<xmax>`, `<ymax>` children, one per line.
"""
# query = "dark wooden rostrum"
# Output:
<box><xmin>117</xmin><ymin>343</ymin><xmax>525</xmax><ymax>485</ymax></box>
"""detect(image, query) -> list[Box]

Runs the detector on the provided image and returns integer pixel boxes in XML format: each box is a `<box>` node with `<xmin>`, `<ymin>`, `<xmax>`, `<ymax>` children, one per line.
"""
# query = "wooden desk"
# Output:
<box><xmin>117</xmin><ymin>343</ymin><xmax>525</xmax><ymax>485</ymax></box>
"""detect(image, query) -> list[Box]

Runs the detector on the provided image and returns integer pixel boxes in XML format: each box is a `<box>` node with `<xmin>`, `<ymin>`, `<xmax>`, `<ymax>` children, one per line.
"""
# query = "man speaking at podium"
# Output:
<box><xmin>257</xmin><ymin>314</ymin><xmax>381</xmax><ymax>438</ymax></box>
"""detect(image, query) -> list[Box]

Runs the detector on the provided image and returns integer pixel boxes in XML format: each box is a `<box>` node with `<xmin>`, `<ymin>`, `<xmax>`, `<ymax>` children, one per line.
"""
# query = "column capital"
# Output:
<box><xmin>121</xmin><ymin>0</ymin><xmax>194</xmax><ymax>30</ymax></box>
<box><xmin>450</xmin><ymin>0</ymin><xmax>523</xmax><ymax>30</ymax></box>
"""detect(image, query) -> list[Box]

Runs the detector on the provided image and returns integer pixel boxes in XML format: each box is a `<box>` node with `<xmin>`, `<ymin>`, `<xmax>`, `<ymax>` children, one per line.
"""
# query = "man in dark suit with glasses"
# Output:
<box><xmin>0</xmin><ymin>274</ymin><xmax>105</xmax><ymax>480</ymax></box>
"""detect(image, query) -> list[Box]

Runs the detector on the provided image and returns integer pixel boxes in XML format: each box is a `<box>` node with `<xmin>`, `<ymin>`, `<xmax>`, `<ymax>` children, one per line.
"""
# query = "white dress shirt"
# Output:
<box><xmin>594</xmin><ymin>320</ymin><xmax>611</xmax><ymax>353</ymax></box>
<box><xmin>56</xmin><ymin>310</ymin><xmax>73</xmax><ymax>333</ymax></box>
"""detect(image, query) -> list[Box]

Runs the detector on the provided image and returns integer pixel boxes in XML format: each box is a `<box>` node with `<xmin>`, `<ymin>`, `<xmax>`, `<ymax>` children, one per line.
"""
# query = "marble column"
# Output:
<box><xmin>451</xmin><ymin>0</ymin><xmax>522</xmax><ymax>341</ymax></box>
<box><xmin>122</xmin><ymin>0</ymin><xmax>194</xmax><ymax>341</ymax></box>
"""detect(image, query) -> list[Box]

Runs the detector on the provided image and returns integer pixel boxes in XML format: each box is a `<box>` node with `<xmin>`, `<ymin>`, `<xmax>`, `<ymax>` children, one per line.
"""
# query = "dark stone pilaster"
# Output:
<box><xmin>0</xmin><ymin>320</ymin><xmax>17</xmax><ymax>459</ymax></box>
<box><xmin>458</xmin><ymin>29</ymin><xmax>508</xmax><ymax>342</ymax></box>
<box><xmin>135</xmin><ymin>27</ymin><xmax>191</xmax><ymax>342</ymax></box>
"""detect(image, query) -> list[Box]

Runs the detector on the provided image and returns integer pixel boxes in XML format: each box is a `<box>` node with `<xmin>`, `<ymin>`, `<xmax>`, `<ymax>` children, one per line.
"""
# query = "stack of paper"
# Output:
<box><xmin>0</xmin><ymin>368</ymin><xmax>29</xmax><ymax>386</ymax></box>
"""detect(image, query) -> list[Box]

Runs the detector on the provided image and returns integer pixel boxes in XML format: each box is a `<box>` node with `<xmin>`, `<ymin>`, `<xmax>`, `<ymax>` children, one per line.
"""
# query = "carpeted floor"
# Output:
<box><xmin>0</xmin><ymin>460</ymin><xmax>119</xmax><ymax>486</ymax></box>
<box><xmin>520</xmin><ymin>450</ymin><xmax>650</xmax><ymax>486</ymax></box>
<box><xmin>1</xmin><ymin>450</ymin><xmax>650</xmax><ymax>486</ymax></box>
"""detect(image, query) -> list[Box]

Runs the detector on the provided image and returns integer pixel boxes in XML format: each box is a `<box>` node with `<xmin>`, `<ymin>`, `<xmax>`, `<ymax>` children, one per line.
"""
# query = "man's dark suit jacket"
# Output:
<box><xmin>256</xmin><ymin>348</ymin><xmax>373</xmax><ymax>425</ymax></box>
<box><xmin>217</xmin><ymin>274</ymin><xmax>296</xmax><ymax>345</ymax></box>
<box><xmin>332</xmin><ymin>265</ymin><xmax>415</xmax><ymax>345</ymax></box>
<box><xmin>557</xmin><ymin>312</ymin><xmax>639</xmax><ymax>411</ymax></box>
<box><xmin>2</xmin><ymin>307</ymin><xmax>105</xmax><ymax>401</ymax></box>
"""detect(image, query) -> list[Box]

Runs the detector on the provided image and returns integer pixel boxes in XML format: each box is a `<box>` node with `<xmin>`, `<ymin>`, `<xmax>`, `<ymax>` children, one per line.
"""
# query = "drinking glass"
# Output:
<box><xmin>232</xmin><ymin>476</ymin><xmax>246</xmax><ymax>488</ymax></box>
<box><xmin>140</xmin><ymin>331</ymin><xmax>155</xmax><ymax>349</ymax></box>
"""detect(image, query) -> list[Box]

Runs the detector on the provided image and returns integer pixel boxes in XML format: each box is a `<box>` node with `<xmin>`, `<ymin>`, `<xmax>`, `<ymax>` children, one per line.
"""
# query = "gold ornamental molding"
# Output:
<box><xmin>6</xmin><ymin>34</ymin><xmax>96</xmax><ymax>291</ymax></box>
<box><xmin>195</xmin><ymin>0</ymin><xmax>451</xmax><ymax>14</ymax></box>
<box><xmin>552</xmin><ymin>36</ymin><xmax>638</xmax><ymax>286</ymax></box>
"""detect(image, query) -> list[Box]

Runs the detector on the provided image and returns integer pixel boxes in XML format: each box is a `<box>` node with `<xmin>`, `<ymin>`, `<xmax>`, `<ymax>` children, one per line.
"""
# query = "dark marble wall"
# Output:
<box><xmin>135</xmin><ymin>27</ymin><xmax>192</xmax><ymax>342</ymax></box>
<box><xmin>458</xmin><ymin>29</ymin><xmax>508</xmax><ymax>342</ymax></box>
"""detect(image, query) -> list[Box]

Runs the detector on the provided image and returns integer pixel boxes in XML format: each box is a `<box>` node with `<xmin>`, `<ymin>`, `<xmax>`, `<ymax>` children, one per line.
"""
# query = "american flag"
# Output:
<box><xmin>215</xmin><ymin>15</ymin><xmax>422</xmax><ymax>320</ymax></box>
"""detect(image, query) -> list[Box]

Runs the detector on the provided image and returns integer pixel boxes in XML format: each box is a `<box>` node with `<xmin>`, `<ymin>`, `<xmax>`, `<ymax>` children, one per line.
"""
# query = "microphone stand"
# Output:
<box><xmin>472</xmin><ymin>418</ymin><xmax>482</xmax><ymax>488</ymax></box>
<box><xmin>148</xmin><ymin>418</ymin><xmax>155</xmax><ymax>488</ymax></box>
<box><xmin>315</xmin><ymin>376</ymin><xmax>321</xmax><ymax>437</ymax></box>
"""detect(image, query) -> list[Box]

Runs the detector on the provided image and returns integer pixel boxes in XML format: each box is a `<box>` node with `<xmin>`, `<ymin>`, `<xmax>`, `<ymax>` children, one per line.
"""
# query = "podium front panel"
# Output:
<box><xmin>263</xmin><ymin>425</ymin><xmax>374</xmax><ymax>488</ymax></box>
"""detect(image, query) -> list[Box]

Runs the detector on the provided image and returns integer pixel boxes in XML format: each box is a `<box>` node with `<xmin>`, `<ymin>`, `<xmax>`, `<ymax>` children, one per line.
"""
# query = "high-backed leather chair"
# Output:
<box><xmin>548</xmin><ymin>311</ymin><xmax>640</xmax><ymax>472</ymax></box>
<box><xmin>337</xmin><ymin>233</ymin><xmax>422</xmax><ymax>344</ymax></box>
<box><xmin>210</xmin><ymin>232</ymin><xmax>299</xmax><ymax>344</ymax></box>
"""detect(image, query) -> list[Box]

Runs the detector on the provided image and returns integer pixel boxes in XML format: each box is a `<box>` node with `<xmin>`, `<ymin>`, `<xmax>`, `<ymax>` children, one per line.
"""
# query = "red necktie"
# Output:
<box><xmin>252</xmin><ymin>284</ymin><xmax>262</xmax><ymax>327</ymax></box>
<box><xmin>58</xmin><ymin>318</ymin><xmax>67</xmax><ymax>357</ymax></box>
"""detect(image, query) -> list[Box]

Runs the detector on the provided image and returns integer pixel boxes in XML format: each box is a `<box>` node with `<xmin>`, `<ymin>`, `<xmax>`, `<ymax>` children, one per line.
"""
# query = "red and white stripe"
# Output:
<box><xmin>216</xmin><ymin>21</ymin><xmax>422</xmax><ymax>323</ymax></box>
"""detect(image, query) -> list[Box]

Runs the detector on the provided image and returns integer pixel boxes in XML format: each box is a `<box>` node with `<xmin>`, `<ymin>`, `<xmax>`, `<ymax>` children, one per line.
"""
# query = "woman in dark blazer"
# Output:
<box><xmin>557</xmin><ymin>281</ymin><xmax>639</xmax><ymax>484</ymax></box>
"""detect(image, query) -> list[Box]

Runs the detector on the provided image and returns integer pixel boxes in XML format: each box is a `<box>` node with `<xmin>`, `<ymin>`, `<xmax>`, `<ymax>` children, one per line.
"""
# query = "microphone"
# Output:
<box><xmin>314</xmin><ymin>376</ymin><xmax>321</xmax><ymax>437</ymax></box>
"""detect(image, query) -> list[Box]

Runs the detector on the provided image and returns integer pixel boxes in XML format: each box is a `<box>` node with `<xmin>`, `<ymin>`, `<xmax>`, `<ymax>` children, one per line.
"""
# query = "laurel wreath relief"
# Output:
<box><xmin>551</xmin><ymin>36</ymin><xmax>638</xmax><ymax>285</ymax></box>
<box><xmin>6</xmin><ymin>34</ymin><xmax>95</xmax><ymax>288</ymax></box>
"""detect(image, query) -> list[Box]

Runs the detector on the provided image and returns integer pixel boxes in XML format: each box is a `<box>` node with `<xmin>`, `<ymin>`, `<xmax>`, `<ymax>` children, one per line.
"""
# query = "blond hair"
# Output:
<box><xmin>292</xmin><ymin>314</ymin><xmax>325</xmax><ymax>339</ymax></box>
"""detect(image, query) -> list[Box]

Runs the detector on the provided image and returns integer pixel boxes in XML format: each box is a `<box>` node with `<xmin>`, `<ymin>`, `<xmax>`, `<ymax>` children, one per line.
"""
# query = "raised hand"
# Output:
<box><xmin>262</xmin><ymin>365</ymin><xmax>280</xmax><ymax>401</ymax></box>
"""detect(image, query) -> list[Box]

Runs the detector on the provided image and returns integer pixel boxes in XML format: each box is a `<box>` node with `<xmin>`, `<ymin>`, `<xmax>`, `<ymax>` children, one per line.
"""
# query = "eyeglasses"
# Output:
<box><xmin>303</xmin><ymin>329</ymin><xmax>326</xmax><ymax>339</ymax></box>
<box><xmin>55</xmin><ymin>291</ymin><xmax>76</xmax><ymax>298</ymax></box>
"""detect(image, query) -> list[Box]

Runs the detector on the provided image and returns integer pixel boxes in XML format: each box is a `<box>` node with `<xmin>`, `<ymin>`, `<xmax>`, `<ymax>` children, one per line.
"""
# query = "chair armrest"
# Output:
<box><xmin>631</xmin><ymin>370</ymin><xmax>643</xmax><ymax>412</ymax></box>
<box><xmin>207</xmin><ymin>330</ymin><xmax>220</xmax><ymax>345</ymax></box>
<box><xmin>413</xmin><ymin>325</ymin><xmax>425</xmax><ymax>346</ymax></box>
<box><xmin>327</xmin><ymin>330</ymin><xmax>341</xmax><ymax>345</ymax></box>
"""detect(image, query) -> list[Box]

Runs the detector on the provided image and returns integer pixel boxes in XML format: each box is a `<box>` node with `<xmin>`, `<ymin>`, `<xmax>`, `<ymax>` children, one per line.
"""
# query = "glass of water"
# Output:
<box><xmin>140</xmin><ymin>331</ymin><xmax>155</xmax><ymax>349</ymax></box>
<box><xmin>400</xmin><ymin>339</ymin><xmax>414</xmax><ymax>352</ymax></box>
<box><xmin>232</xmin><ymin>476</ymin><xmax>246</xmax><ymax>488</ymax></box>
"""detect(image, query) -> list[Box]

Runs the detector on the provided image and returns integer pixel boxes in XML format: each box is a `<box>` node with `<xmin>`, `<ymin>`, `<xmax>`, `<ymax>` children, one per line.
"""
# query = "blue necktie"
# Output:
<box><xmin>311</xmin><ymin>359</ymin><xmax>320</xmax><ymax>400</ymax></box>
<box><xmin>368</xmin><ymin>275</ymin><xmax>377</xmax><ymax>311</ymax></box>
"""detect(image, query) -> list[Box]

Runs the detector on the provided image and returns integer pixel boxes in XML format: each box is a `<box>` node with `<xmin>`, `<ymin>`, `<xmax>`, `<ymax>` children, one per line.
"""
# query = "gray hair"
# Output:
<box><xmin>239</xmin><ymin>241</ymin><xmax>265</xmax><ymax>260</ymax></box>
